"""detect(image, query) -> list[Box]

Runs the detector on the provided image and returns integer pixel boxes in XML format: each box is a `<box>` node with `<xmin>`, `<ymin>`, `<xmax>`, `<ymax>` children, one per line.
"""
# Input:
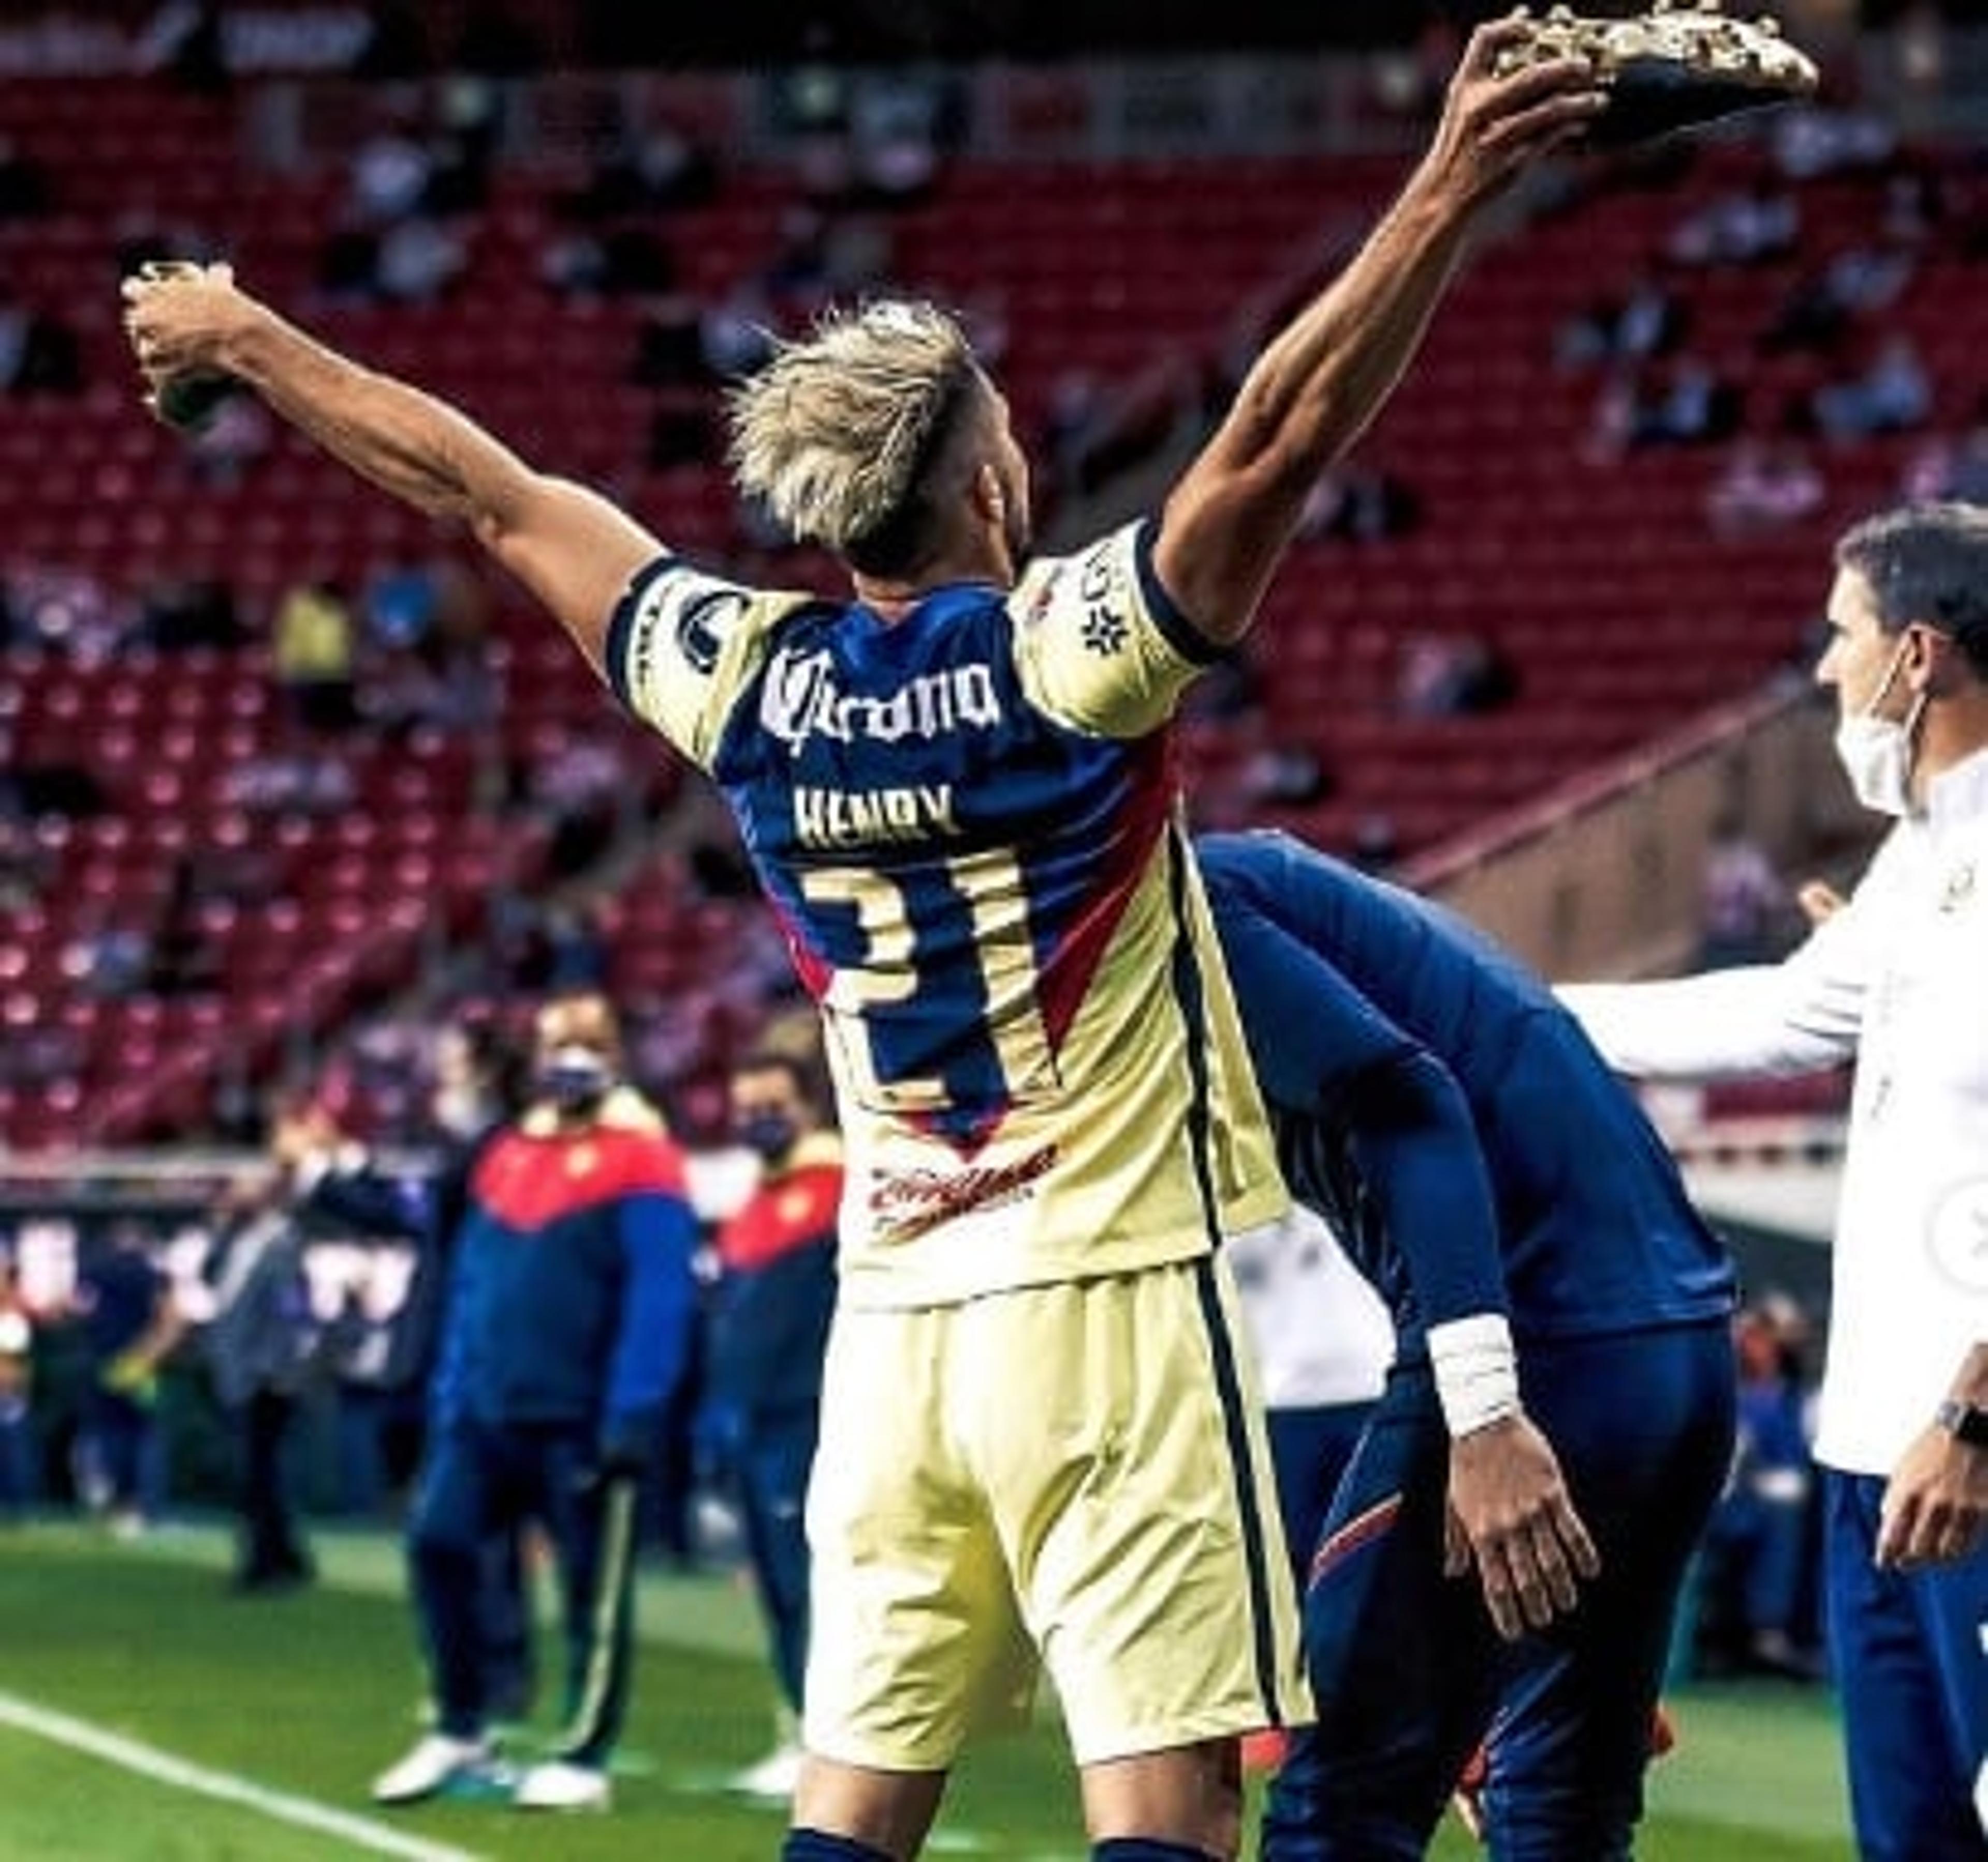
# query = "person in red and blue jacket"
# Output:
<box><xmin>370</xmin><ymin>991</ymin><xmax>700</xmax><ymax>1816</ymax></box>
<box><xmin>706</xmin><ymin>1049</ymin><xmax>842</xmax><ymax>1801</ymax></box>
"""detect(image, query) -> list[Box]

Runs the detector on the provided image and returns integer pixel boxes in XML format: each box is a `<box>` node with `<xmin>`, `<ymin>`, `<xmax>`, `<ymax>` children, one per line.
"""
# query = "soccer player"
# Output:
<box><xmin>1198</xmin><ymin>829</ymin><xmax>1736</xmax><ymax>1860</ymax></box>
<box><xmin>122</xmin><ymin>30</ymin><xmax>1606</xmax><ymax>1859</ymax></box>
<box><xmin>369</xmin><ymin>991</ymin><xmax>701</xmax><ymax>1813</ymax></box>
<box><xmin>706</xmin><ymin>1049</ymin><xmax>843</xmax><ymax>1800</ymax></box>
<box><xmin>1561</xmin><ymin>501</ymin><xmax>1988</xmax><ymax>1860</ymax></box>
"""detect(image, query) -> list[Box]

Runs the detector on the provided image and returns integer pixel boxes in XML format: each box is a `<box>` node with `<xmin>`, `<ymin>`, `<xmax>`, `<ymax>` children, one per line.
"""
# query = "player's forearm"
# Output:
<box><xmin>218</xmin><ymin>306</ymin><xmax>527</xmax><ymax>535</ymax></box>
<box><xmin>1558</xmin><ymin>970</ymin><xmax>1854</xmax><ymax>1081</ymax></box>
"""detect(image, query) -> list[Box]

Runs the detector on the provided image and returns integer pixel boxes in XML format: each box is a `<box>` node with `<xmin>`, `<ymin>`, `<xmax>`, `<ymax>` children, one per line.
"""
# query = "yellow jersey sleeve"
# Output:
<box><xmin>606</xmin><ymin>556</ymin><xmax>819</xmax><ymax>773</ymax></box>
<box><xmin>1010</xmin><ymin>518</ymin><xmax>1224</xmax><ymax>740</ymax></box>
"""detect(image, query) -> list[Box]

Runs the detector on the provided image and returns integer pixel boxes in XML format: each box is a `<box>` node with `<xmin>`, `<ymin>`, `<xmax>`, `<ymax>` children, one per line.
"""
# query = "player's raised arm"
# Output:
<box><xmin>1155</xmin><ymin>20</ymin><xmax>1605</xmax><ymax>645</ymax></box>
<box><xmin>120</xmin><ymin>263</ymin><xmax>659</xmax><ymax>677</ymax></box>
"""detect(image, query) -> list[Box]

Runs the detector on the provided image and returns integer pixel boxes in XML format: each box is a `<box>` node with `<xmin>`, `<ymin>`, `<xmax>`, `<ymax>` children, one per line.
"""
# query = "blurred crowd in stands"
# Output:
<box><xmin>0</xmin><ymin>9</ymin><xmax>1982</xmax><ymax>1153</ymax></box>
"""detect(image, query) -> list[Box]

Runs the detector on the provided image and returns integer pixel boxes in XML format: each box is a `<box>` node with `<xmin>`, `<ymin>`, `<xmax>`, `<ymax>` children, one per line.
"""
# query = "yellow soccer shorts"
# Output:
<box><xmin>802</xmin><ymin>1250</ymin><xmax>1312</xmax><ymax>1771</ymax></box>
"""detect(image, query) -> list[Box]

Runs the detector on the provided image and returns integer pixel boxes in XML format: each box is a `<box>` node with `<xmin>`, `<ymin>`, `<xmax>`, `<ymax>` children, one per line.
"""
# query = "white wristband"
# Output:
<box><xmin>1427</xmin><ymin>1313</ymin><xmax>1521</xmax><ymax>1439</ymax></box>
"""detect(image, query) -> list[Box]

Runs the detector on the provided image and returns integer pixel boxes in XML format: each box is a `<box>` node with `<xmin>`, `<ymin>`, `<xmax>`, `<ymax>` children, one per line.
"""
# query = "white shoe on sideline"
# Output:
<box><xmin>371</xmin><ymin>1732</ymin><xmax>495</xmax><ymax>1805</ymax></box>
<box><xmin>726</xmin><ymin>1741</ymin><xmax>806</xmax><ymax>1800</ymax></box>
<box><xmin>513</xmin><ymin>1759</ymin><xmax>612</xmax><ymax>1811</ymax></box>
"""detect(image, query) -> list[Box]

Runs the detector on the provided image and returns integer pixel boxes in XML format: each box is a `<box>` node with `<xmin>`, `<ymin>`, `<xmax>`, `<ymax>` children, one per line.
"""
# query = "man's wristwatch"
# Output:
<box><xmin>1934</xmin><ymin>1399</ymin><xmax>1988</xmax><ymax>1448</ymax></box>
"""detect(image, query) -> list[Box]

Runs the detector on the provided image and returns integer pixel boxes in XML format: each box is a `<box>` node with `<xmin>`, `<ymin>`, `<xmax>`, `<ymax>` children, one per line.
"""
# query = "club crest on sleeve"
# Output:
<box><xmin>678</xmin><ymin>590</ymin><xmax>748</xmax><ymax>676</ymax></box>
<box><xmin>1081</xmin><ymin>609</ymin><xmax>1130</xmax><ymax>657</ymax></box>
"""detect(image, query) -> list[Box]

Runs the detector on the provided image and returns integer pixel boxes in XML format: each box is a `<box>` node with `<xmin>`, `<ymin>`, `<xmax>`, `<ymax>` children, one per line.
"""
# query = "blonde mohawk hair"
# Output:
<box><xmin>726</xmin><ymin>299</ymin><xmax>977</xmax><ymax>554</ymax></box>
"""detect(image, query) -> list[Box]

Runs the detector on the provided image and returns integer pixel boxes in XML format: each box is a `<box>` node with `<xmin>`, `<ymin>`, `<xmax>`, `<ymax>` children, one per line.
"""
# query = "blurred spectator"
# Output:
<box><xmin>1809</xmin><ymin>334</ymin><xmax>1932</xmax><ymax>442</ymax></box>
<box><xmin>566</xmin><ymin>106</ymin><xmax>718</xmax><ymax>217</ymax></box>
<box><xmin>543</xmin><ymin>904</ymin><xmax>610</xmax><ymax>991</ymax></box>
<box><xmin>0</xmin><ymin>135</ymin><xmax>52</xmax><ymax>220</ymax></box>
<box><xmin>646</xmin><ymin>393</ymin><xmax>717</xmax><ymax>470</ymax></box>
<box><xmin>0</xmin><ymin>287</ymin><xmax>83</xmax><ymax>397</ymax></box>
<box><xmin>370</xmin><ymin>578</ymin><xmax>499</xmax><ymax>740</ymax></box>
<box><xmin>527</xmin><ymin>729</ymin><xmax>629</xmax><ymax>876</ymax></box>
<box><xmin>348</xmin><ymin>115</ymin><xmax>435</xmax><ymax>225</ymax></box>
<box><xmin>1892</xmin><ymin>1</ymin><xmax>1949</xmax><ymax>136</ymax></box>
<box><xmin>62</xmin><ymin>911</ymin><xmax>155</xmax><ymax>1000</ymax></box>
<box><xmin>1553</xmin><ymin>270</ymin><xmax>1685</xmax><ymax>371</ymax></box>
<box><xmin>145</xmin><ymin>859</ymin><xmax>225</xmax><ymax>994</ymax></box>
<box><xmin>352</xmin><ymin>0</ymin><xmax>429</xmax><ymax>78</ymax></box>
<box><xmin>1588</xmin><ymin>359</ymin><xmax>1741</xmax><ymax>456</ymax></box>
<box><xmin>220</xmin><ymin>750</ymin><xmax>356</xmax><ymax>818</ymax></box>
<box><xmin>1700</xmin><ymin>1298</ymin><xmax>1825</xmax><ymax>1680</ymax></box>
<box><xmin>4</xmin><ymin>562</ymin><xmax>132</xmax><ymax>660</ymax></box>
<box><xmin>178</xmin><ymin>386</ymin><xmax>273</xmax><ymax>488</ymax></box>
<box><xmin>69</xmin><ymin>1224</ymin><xmax>184</xmax><ymax>1536</ymax></box>
<box><xmin>420</xmin><ymin>75</ymin><xmax>501</xmax><ymax>213</ymax></box>
<box><xmin>4</xmin><ymin>757</ymin><xmax>106</xmax><ymax>821</ymax></box>
<box><xmin>696</xmin><ymin>280</ymin><xmax>779</xmax><ymax>383</ymax></box>
<box><xmin>0</xmin><ymin>817</ymin><xmax>51</xmax><ymax>912</ymax></box>
<box><xmin>1705</xmin><ymin>440</ymin><xmax>1825</xmax><ymax>538</ymax></box>
<box><xmin>1037</xmin><ymin>354</ymin><xmax>1194</xmax><ymax>505</ymax></box>
<box><xmin>202</xmin><ymin>1174</ymin><xmax>317</xmax><ymax>1593</ymax></box>
<box><xmin>1901</xmin><ymin>417</ymin><xmax>1988</xmax><ymax>505</ymax></box>
<box><xmin>1349</xmin><ymin>810</ymin><xmax>1402</xmax><ymax>875</ymax></box>
<box><xmin>699</xmin><ymin>1049</ymin><xmax>842</xmax><ymax>1799</ymax></box>
<box><xmin>137</xmin><ymin>0</ymin><xmax>229</xmax><ymax>95</ymax></box>
<box><xmin>366</xmin><ymin>993</ymin><xmax>698</xmax><ymax>1812</ymax></box>
<box><xmin>1665</xmin><ymin>183</ymin><xmax>1798</xmax><ymax>268</ymax></box>
<box><xmin>757</xmin><ymin>202</ymin><xmax>896</xmax><ymax>320</ymax></box>
<box><xmin>138</xmin><ymin>571</ymin><xmax>245</xmax><ymax>650</ymax></box>
<box><xmin>0</xmin><ymin>1254</ymin><xmax>36</xmax><ymax>1518</ymax></box>
<box><xmin>113</xmin><ymin>207</ymin><xmax>221</xmax><ymax>282</ymax></box>
<box><xmin>844</xmin><ymin>72</ymin><xmax>950</xmax><ymax>207</ymax></box>
<box><xmin>1180</xmin><ymin>644</ymin><xmax>1263</xmax><ymax>729</ymax></box>
<box><xmin>539</xmin><ymin>219</ymin><xmax>674</xmax><ymax>298</ymax></box>
<box><xmin>1235</xmin><ymin>708</ymin><xmax>1332</xmax><ymax>810</ymax></box>
<box><xmin>271</xmin><ymin>576</ymin><xmax>359</xmax><ymax>734</ymax></box>
<box><xmin>1297</xmin><ymin>463</ymin><xmax>1420</xmax><ymax>544</ymax></box>
<box><xmin>1396</xmin><ymin>630</ymin><xmax>1518</xmax><ymax>718</ymax></box>
<box><xmin>373</xmin><ymin>215</ymin><xmax>467</xmax><ymax>304</ymax></box>
<box><xmin>1695</xmin><ymin>813</ymin><xmax>1795</xmax><ymax>968</ymax></box>
<box><xmin>362</xmin><ymin>552</ymin><xmax>442</xmax><ymax>651</ymax></box>
<box><xmin>631</xmin><ymin>294</ymin><xmax>715</xmax><ymax>388</ymax></box>
<box><xmin>1769</xmin><ymin>101</ymin><xmax>1897</xmax><ymax>182</ymax></box>
<box><xmin>1760</xmin><ymin>242</ymin><xmax>1916</xmax><ymax>359</ymax></box>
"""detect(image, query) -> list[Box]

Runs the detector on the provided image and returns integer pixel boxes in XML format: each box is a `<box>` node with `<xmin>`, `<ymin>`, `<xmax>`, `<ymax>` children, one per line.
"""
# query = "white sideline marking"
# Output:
<box><xmin>0</xmin><ymin>1691</ymin><xmax>487</xmax><ymax>1862</ymax></box>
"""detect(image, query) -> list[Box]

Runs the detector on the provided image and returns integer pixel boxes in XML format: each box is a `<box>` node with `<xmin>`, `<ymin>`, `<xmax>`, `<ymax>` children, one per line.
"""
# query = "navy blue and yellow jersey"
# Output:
<box><xmin>606</xmin><ymin>518</ymin><xmax>1287</xmax><ymax>1306</ymax></box>
<box><xmin>432</xmin><ymin>1117</ymin><xmax>699</xmax><ymax>1448</ymax></box>
<box><xmin>1199</xmin><ymin>830</ymin><xmax>1734</xmax><ymax>1350</ymax></box>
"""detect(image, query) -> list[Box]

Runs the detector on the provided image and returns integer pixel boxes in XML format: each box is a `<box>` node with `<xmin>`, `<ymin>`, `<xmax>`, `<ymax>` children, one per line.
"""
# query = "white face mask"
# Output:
<box><xmin>1832</xmin><ymin>637</ymin><xmax>1926</xmax><ymax>817</ymax></box>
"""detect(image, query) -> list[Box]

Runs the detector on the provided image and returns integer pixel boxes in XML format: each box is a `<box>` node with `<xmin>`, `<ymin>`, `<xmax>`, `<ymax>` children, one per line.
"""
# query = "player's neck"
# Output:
<box><xmin>850</xmin><ymin>539</ymin><xmax>1014</xmax><ymax>623</ymax></box>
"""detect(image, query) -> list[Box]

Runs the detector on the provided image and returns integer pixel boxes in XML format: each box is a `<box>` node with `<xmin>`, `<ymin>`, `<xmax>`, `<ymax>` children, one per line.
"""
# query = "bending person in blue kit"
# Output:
<box><xmin>1198</xmin><ymin>830</ymin><xmax>1736</xmax><ymax>1862</ymax></box>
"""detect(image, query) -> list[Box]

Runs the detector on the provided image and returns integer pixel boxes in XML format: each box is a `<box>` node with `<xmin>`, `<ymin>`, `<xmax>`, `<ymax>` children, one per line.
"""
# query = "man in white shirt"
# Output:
<box><xmin>1562</xmin><ymin>501</ymin><xmax>1988</xmax><ymax>1860</ymax></box>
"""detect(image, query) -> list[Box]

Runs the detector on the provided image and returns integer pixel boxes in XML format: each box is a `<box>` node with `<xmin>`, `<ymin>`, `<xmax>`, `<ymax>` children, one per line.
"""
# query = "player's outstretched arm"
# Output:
<box><xmin>121</xmin><ymin>263</ymin><xmax>659</xmax><ymax>677</ymax></box>
<box><xmin>1156</xmin><ymin>19</ymin><xmax>1605</xmax><ymax>645</ymax></box>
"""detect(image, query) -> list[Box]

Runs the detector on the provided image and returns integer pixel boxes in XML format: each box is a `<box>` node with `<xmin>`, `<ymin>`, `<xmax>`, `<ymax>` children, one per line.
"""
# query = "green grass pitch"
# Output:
<box><xmin>0</xmin><ymin>1519</ymin><xmax>1853</xmax><ymax>1858</ymax></box>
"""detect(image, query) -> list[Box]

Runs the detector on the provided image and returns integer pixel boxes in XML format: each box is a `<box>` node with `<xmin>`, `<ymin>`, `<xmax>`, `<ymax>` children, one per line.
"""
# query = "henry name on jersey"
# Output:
<box><xmin>763</xmin><ymin>644</ymin><xmax>1004</xmax><ymax>851</ymax></box>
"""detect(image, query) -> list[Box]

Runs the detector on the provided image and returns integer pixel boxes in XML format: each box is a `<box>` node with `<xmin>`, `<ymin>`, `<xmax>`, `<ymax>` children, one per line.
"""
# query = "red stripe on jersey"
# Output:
<box><xmin>1308</xmin><ymin>1492</ymin><xmax>1402</xmax><ymax>1585</ymax></box>
<box><xmin>716</xmin><ymin>1161</ymin><xmax>842</xmax><ymax>1272</ymax></box>
<box><xmin>767</xmin><ymin>892</ymin><xmax>833</xmax><ymax>999</ymax></box>
<box><xmin>1033</xmin><ymin>726</ymin><xmax>1177</xmax><ymax>1051</ymax></box>
<box><xmin>472</xmin><ymin>1125</ymin><xmax>688</xmax><ymax>1230</ymax></box>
